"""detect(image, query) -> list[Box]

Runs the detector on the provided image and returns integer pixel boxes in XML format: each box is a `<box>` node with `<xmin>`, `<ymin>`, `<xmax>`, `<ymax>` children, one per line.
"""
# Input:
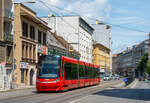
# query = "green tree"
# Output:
<box><xmin>51</xmin><ymin>14</ymin><xmax>55</xmax><ymax>17</ymax></box>
<box><xmin>138</xmin><ymin>53</ymin><xmax>149</xmax><ymax>76</ymax></box>
<box><xmin>145</xmin><ymin>60</ymin><xmax>150</xmax><ymax>75</ymax></box>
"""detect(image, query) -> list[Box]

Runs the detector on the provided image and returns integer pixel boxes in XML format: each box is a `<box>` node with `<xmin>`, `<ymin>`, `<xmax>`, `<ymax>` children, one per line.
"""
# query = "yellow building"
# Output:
<box><xmin>14</xmin><ymin>3</ymin><xmax>50</xmax><ymax>87</ymax></box>
<box><xmin>93</xmin><ymin>43</ymin><xmax>110</xmax><ymax>72</ymax></box>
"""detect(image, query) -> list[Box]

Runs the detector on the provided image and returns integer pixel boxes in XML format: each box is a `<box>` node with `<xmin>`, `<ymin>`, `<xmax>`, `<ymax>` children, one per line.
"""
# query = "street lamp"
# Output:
<box><xmin>66</xmin><ymin>33</ymin><xmax>79</xmax><ymax>56</ymax></box>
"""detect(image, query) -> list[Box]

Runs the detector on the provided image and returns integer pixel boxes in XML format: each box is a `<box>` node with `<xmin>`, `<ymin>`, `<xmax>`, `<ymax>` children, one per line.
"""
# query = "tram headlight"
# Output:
<box><xmin>51</xmin><ymin>79</ymin><xmax>60</xmax><ymax>83</ymax></box>
<box><xmin>36</xmin><ymin>79</ymin><xmax>41</xmax><ymax>83</ymax></box>
<box><xmin>36</xmin><ymin>79</ymin><xmax>60</xmax><ymax>83</ymax></box>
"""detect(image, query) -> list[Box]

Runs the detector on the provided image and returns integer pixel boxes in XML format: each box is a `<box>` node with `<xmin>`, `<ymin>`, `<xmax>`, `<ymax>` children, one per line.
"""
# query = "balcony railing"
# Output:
<box><xmin>4</xmin><ymin>32</ymin><xmax>13</xmax><ymax>42</ymax></box>
<box><xmin>4</xmin><ymin>8</ymin><xmax>14</xmax><ymax>20</ymax></box>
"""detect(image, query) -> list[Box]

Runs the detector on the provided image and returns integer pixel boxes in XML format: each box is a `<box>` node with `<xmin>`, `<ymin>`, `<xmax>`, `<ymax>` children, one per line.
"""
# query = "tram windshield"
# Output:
<box><xmin>37</xmin><ymin>55</ymin><xmax>61</xmax><ymax>79</ymax></box>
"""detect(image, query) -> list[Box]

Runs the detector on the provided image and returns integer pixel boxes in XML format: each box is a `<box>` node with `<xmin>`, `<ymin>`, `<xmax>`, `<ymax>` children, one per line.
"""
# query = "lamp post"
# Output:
<box><xmin>66</xmin><ymin>33</ymin><xmax>78</xmax><ymax>57</ymax></box>
<box><xmin>11</xmin><ymin>0</ymin><xmax>36</xmax><ymax>89</ymax></box>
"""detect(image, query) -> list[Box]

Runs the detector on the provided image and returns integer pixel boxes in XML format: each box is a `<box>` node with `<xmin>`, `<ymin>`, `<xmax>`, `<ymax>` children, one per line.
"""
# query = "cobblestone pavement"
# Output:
<box><xmin>71</xmin><ymin>80</ymin><xmax>150</xmax><ymax>103</ymax></box>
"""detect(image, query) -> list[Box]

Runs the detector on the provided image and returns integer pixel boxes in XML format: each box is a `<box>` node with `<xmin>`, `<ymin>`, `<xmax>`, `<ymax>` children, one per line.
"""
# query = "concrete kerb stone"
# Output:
<box><xmin>126</xmin><ymin>79</ymin><xmax>138</xmax><ymax>88</ymax></box>
<box><xmin>0</xmin><ymin>86</ymin><xmax>35</xmax><ymax>92</ymax></box>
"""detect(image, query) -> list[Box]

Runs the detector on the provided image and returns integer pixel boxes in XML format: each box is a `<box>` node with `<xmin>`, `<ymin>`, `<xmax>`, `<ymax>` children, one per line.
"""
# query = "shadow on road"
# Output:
<box><xmin>93</xmin><ymin>88</ymin><xmax>150</xmax><ymax>101</ymax></box>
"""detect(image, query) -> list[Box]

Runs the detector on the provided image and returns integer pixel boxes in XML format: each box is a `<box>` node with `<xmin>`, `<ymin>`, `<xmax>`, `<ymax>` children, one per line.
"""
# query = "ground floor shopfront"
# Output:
<box><xmin>15</xmin><ymin>62</ymin><xmax>37</xmax><ymax>87</ymax></box>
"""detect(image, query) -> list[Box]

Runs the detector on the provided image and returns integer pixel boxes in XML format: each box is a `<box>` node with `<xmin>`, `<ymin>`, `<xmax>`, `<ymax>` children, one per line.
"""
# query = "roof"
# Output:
<box><xmin>112</xmin><ymin>54</ymin><xmax>118</xmax><ymax>57</ymax></box>
<box><xmin>15</xmin><ymin>3</ymin><xmax>36</xmax><ymax>15</ymax></box>
<box><xmin>47</xmin><ymin>31</ymin><xmax>66</xmax><ymax>50</ymax></box>
<box><xmin>50</xmin><ymin>32</ymin><xmax>81</xmax><ymax>56</ymax></box>
<box><xmin>93</xmin><ymin>41</ymin><xmax>110</xmax><ymax>51</ymax></box>
<box><xmin>15</xmin><ymin>3</ymin><xmax>51</xmax><ymax>30</ymax></box>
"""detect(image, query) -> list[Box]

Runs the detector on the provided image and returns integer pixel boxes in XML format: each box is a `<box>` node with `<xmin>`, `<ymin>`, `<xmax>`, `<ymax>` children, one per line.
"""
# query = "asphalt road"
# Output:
<box><xmin>0</xmin><ymin>80</ymin><xmax>122</xmax><ymax>103</ymax></box>
<box><xmin>72</xmin><ymin>80</ymin><xmax>150</xmax><ymax>103</ymax></box>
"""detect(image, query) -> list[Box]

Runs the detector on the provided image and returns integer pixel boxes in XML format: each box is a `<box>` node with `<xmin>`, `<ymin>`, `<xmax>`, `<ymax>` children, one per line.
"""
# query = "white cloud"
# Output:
<box><xmin>20</xmin><ymin>0</ymin><xmax>110</xmax><ymax>23</ymax></box>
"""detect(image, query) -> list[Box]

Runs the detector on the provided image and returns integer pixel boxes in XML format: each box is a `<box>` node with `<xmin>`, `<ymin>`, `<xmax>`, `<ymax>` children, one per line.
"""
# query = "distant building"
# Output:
<box><xmin>112</xmin><ymin>54</ymin><xmax>118</xmax><ymax>74</ymax></box>
<box><xmin>0</xmin><ymin>0</ymin><xmax>14</xmax><ymax>90</ymax></box>
<box><xmin>112</xmin><ymin>39</ymin><xmax>149</xmax><ymax>77</ymax></box>
<box><xmin>117</xmin><ymin>48</ymin><xmax>133</xmax><ymax>76</ymax></box>
<box><xmin>41</xmin><ymin>16</ymin><xmax>94</xmax><ymax>63</ymax></box>
<box><xmin>132</xmin><ymin>39</ymin><xmax>149</xmax><ymax>77</ymax></box>
<box><xmin>91</xmin><ymin>23</ymin><xmax>112</xmax><ymax>72</ymax></box>
<box><xmin>93</xmin><ymin>42</ymin><xmax>110</xmax><ymax>74</ymax></box>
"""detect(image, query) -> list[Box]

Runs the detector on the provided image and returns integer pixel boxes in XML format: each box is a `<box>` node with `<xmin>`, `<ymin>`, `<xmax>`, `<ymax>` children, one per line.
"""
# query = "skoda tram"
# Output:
<box><xmin>36</xmin><ymin>55</ymin><xmax>100</xmax><ymax>92</ymax></box>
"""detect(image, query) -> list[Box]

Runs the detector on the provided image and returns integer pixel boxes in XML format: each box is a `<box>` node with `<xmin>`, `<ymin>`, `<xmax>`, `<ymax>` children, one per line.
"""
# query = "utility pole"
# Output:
<box><xmin>148</xmin><ymin>33</ymin><xmax>150</xmax><ymax>60</ymax></box>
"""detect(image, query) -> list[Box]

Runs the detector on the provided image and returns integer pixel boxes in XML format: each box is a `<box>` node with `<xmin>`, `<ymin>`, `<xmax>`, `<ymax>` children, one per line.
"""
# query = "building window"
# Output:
<box><xmin>33</xmin><ymin>46</ymin><xmax>36</xmax><ymax>60</ymax></box>
<box><xmin>38</xmin><ymin>30</ymin><xmax>42</xmax><ymax>44</ymax></box>
<box><xmin>6</xmin><ymin>46</ymin><xmax>12</xmax><ymax>58</ymax></box>
<box><xmin>29</xmin><ymin>45</ymin><xmax>32</xmax><ymax>59</ymax></box>
<box><xmin>22</xmin><ymin>44</ymin><xmax>24</xmax><ymax>58</ymax></box>
<box><xmin>30</xmin><ymin>25</ymin><xmax>35</xmax><ymax>40</ymax></box>
<box><xmin>43</xmin><ymin>32</ymin><xmax>46</xmax><ymax>45</ymax></box>
<box><xmin>22</xmin><ymin>22</ymin><xmax>28</xmax><ymax>37</ymax></box>
<box><xmin>26</xmin><ymin>45</ymin><xmax>28</xmax><ymax>59</ymax></box>
<box><xmin>21</xmin><ymin>69</ymin><xmax>24</xmax><ymax>83</ymax></box>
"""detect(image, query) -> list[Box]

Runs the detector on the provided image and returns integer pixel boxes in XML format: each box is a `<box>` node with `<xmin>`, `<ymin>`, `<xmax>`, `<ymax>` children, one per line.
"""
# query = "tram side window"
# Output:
<box><xmin>79</xmin><ymin>65</ymin><xmax>85</xmax><ymax>79</ymax></box>
<box><xmin>91</xmin><ymin>67</ymin><xmax>95</xmax><ymax>78</ymax></box>
<box><xmin>71</xmin><ymin>64</ymin><xmax>78</xmax><ymax>80</ymax></box>
<box><xmin>96</xmin><ymin>68</ymin><xmax>100</xmax><ymax>78</ymax></box>
<box><xmin>85</xmin><ymin>66</ymin><xmax>88</xmax><ymax>79</ymax></box>
<box><xmin>64</xmin><ymin>63</ymin><xmax>71</xmax><ymax>80</ymax></box>
<box><xmin>89</xmin><ymin>67</ymin><xmax>92</xmax><ymax>78</ymax></box>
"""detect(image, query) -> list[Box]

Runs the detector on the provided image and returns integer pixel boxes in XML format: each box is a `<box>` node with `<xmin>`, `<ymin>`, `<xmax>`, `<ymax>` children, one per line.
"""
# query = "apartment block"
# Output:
<box><xmin>0</xmin><ymin>0</ymin><xmax>14</xmax><ymax>90</ymax></box>
<box><xmin>93</xmin><ymin>42</ymin><xmax>110</xmax><ymax>74</ymax></box>
<box><xmin>113</xmin><ymin>40</ymin><xmax>148</xmax><ymax>77</ymax></box>
<box><xmin>91</xmin><ymin>23</ymin><xmax>112</xmax><ymax>73</ymax></box>
<box><xmin>41</xmin><ymin>16</ymin><xmax>94</xmax><ymax>63</ymax></box>
<box><xmin>14</xmin><ymin>3</ymin><xmax>50</xmax><ymax>87</ymax></box>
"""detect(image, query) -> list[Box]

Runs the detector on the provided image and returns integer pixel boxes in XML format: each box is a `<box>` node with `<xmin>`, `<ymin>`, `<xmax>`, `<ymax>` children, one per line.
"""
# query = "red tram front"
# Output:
<box><xmin>36</xmin><ymin>55</ymin><xmax>100</xmax><ymax>92</ymax></box>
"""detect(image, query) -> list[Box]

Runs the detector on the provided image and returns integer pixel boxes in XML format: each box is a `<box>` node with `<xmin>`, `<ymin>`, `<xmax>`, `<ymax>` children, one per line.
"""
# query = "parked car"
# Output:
<box><xmin>147</xmin><ymin>76</ymin><xmax>150</xmax><ymax>80</ymax></box>
<box><xmin>115</xmin><ymin>76</ymin><xmax>120</xmax><ymax>80</ymax></box>
<box><xmin>139</xmin><ymin>77</ymin><xmax>145</xmax><ymax>81</ymax></box>
<box><xmin>103</xmin><ymin>76</ymin><xmax>110</xmax><ymax>81</ymax></box>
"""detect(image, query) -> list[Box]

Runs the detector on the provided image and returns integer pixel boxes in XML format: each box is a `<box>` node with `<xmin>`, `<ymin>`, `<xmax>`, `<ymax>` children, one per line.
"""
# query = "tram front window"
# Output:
<box><xmin>38</xmin><ymin>55</ymin><xmax>61</xmax><ymax>79</ymax></box>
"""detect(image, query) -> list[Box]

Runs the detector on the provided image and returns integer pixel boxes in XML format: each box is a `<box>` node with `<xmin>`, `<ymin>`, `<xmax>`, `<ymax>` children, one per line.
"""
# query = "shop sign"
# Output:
<box><xmin>1</xmin><ymin>62</ymin><xmax>6</xmax><ymax>66</ymax></box>
<box><xmin>38</xmin><ymin>45</ymin><xmax>47</xmax><ymax>55</ymax></box>
<box><xmin>42</xmin><ymin>46</ymin><xmax>47</xmax><ymax>55</ymax></box>
<box><xmin>100</xmin><ymin>69</ymin><xmax>105</xmax><ymax>73</ymax></box>
<box><xmin>20</xmin><ymin>62</ymin><xmax>29</xmax><ymax>69</ymax></box>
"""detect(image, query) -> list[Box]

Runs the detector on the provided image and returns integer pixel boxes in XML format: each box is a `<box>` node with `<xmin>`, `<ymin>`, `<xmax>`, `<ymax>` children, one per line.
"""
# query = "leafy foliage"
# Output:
<box><xmin>146</xmin><ymin>60</ymin><xmax>150</xmax><ymax>75</ymax></box>
<box><xmin>138</xmin><ymin>53</ymin><xmax>149</xmax><ymax>75</ymax></box>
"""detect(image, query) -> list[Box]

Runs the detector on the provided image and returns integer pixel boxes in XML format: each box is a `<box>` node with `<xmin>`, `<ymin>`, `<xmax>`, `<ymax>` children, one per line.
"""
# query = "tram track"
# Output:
<box><xmin>0</xmin><ymin>80</ymin><xmax>122</xmax><ymax>103</ymax></box>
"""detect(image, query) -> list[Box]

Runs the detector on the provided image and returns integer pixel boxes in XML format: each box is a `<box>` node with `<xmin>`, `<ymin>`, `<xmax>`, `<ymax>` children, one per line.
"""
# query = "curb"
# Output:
<box><xmin>126</xmin><ymin>79</ymin><xmax>138</xmax><ymax>88</ymax></box>
<box><xmin>0</xmin><ymin>86</ymin><xmax>35</xmax><ymax>92</ymax></box>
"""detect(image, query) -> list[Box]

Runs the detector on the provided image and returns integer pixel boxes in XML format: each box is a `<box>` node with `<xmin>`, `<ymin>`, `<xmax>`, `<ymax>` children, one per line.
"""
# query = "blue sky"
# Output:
<box><xmin>15</xmin><ymin>0</ymin><xmax>150</xmax><ymax>53</ymax></box>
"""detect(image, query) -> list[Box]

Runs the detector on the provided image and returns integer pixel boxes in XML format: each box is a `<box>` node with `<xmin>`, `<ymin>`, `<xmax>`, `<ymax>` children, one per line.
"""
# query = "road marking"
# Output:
<box><xmin>69</xmin><ymin>95</ymin><xmax>90</xmax><ymax>103</ymax></box>
<box><xmin>130</xmin><ymin>80</ymin><xmax>138</xmax><ymax>88</ymax></box>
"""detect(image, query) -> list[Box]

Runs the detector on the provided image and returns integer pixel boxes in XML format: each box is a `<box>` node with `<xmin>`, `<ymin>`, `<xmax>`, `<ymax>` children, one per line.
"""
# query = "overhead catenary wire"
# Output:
<box><xmin>36</xmin><ymin>0</ymin><xmax>150</xmax><ymax>34</ymax></box>
<box><xmin>34</xmin><ymin>0</ymin><xmax>149</xmax><ymax>53</ymax></box>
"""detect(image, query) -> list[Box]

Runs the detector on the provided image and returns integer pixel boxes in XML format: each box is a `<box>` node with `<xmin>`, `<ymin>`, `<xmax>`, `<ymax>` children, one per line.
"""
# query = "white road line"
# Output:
<box><xmin>130</xmin><ymin>80</ymin><xmax>138</xmax><ymax>88</ymax></box>
<box><xmin>69</xmin><ymin>95</ymin><xmax>90</xmax><ymax>103</ymax></box>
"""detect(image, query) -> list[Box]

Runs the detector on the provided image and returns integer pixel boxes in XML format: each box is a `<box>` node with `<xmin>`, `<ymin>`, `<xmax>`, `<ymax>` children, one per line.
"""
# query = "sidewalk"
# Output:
<box><xmin>0</xmin><ymin>85</ymin><xmax>35</xmax><ymax>92</ymax></box>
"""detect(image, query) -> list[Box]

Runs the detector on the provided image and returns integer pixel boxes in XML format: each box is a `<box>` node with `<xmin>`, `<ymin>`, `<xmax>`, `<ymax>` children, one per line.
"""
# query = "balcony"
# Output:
<box><xmin>4</xmin><ymin>32</ymin><xmax>13</xmax><ymax>42</ymax></box>
<box><xmin>4</xmin><ymin>8</ymin><xmax>14</xmax><ymax>21</ymax></box>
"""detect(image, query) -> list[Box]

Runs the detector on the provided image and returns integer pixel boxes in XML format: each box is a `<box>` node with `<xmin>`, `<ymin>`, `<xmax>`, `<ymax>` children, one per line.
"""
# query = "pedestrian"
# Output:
<box><xmin>123</xmin><ymin>77</ymin><xmax>127</xmax><ymax>86</ymax></box>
